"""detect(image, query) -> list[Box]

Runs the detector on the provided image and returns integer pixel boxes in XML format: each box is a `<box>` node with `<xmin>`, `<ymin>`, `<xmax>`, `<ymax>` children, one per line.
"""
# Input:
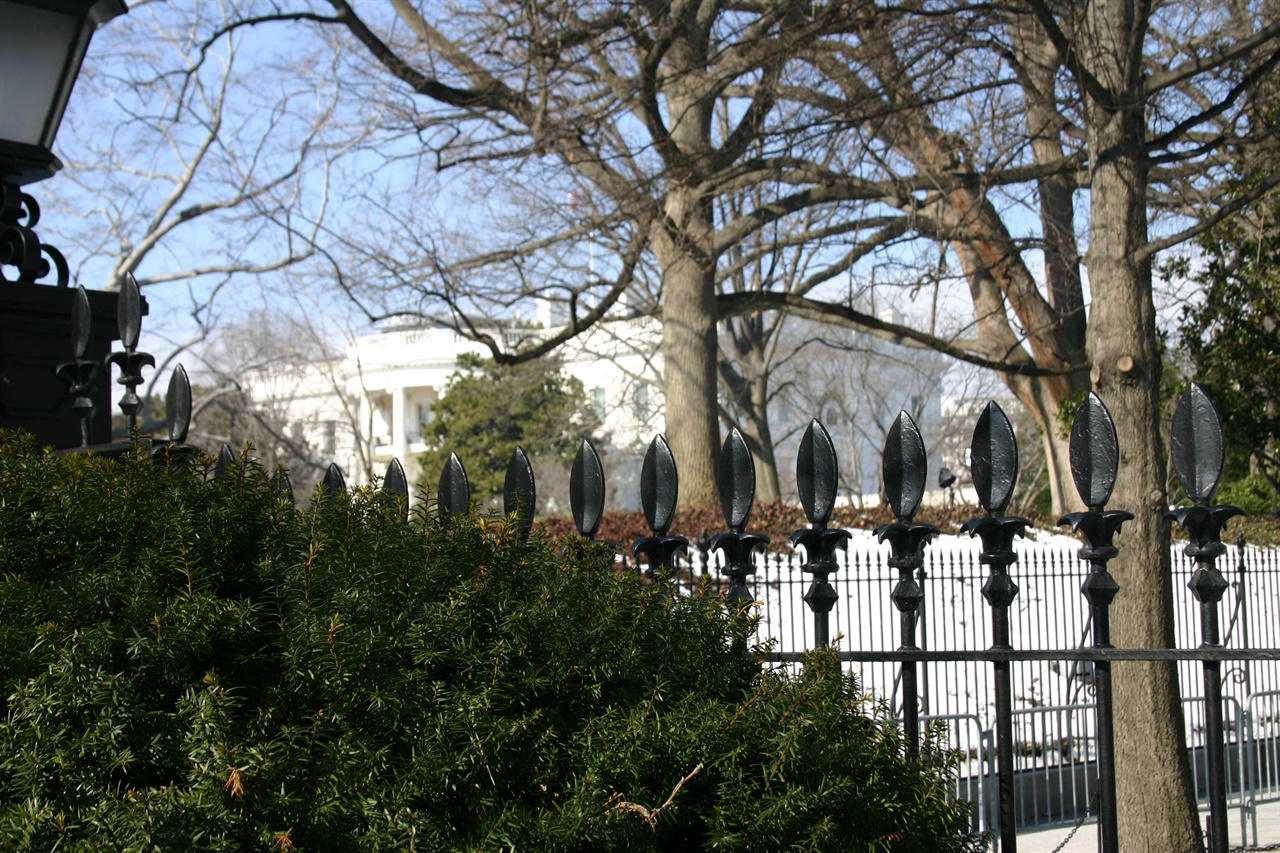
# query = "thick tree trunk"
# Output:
<box><xmin>1083</xmin><ymin>1</ymin><xmax>1203</xmax><ymax>847</ymax></box>
<box><xmin>653</xmin><ymin>30</ymin><xmax>721</xmax><ymax>511</ymax></box>
<box><xmin>655</xmin><ymin>238</ymin><xmax>721</xmax><ymax>510</ymax></box>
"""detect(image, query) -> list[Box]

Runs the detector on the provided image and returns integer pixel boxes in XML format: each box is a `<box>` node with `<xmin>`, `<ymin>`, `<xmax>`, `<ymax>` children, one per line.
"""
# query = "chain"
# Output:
<box><xmin>1036</xmin><ymin>794</ymin><xmax>1280</xmax><ymax>853</ymax></box>
<box><xmin>1049</xmin><ymin>788</ymin><xmax>1100</xmax><ymax>853</ymax></box>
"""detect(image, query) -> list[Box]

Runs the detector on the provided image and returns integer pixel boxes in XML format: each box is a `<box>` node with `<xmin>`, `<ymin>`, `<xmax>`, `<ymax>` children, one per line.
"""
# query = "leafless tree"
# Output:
<box><xmin>37</xmin><ymin>0</ymin><xmax>364</xmax><ymax>439</ymax></box>
<box><xmin>61</xmin><ymin>3</ymin><xmax>1280</xmax><ymax>842</ymax></box>
<box><xmin>771</xmin><ymin>313</ymin><xmax>951</xmax><ymax>503</ymax></box>
<box><xmin>169</xmin><ymin>2</ymin><xmax>1271</xmax><ymax>517</ymax></box>
<box><xmin>185</xmin><ymin>305</ymin><xmax>375</xmax><ymax>497</ymax></box>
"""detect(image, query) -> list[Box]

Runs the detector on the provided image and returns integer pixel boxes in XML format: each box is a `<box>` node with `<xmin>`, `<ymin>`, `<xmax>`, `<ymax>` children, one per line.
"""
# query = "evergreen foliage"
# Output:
<box><xmin>0</xmin><ymin>434</ymin><xmax>977</xmax><ymax>851</ymax></box>
<box><xmin>1177</xmin><ymin>179</ymin><xmax>1280</xmax><ymax>505</ymax></box>
<box><xmin>419</xmin><ymin>354</ymin><xmax>600</xmax><ymax>502</ymax></box>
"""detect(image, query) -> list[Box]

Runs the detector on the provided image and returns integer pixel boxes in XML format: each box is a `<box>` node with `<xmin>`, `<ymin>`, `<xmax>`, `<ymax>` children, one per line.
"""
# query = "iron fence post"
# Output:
<box><xmin>1167</xmin><ymin>383</ymin><xmax>1248</xmax><ymax>853</ymax></box>
<box><xmin>875</xmin><ymin>412</ymin><xmax>937</xmax><ymax>754</ymax></box>
<box><xmin>793</xmin><ymin>420</ymin><xmax>849</xmax><ymax>650</ymax></box>
<box><xmin>710</xmin><ymin>430</ymin><xmax>769</xmax><ymax>608</ymax></box>
<box><xmin>1186</xmin><ymin>535</ymin><xmax>1233</xmax><ymax>853</ymax></box>
<box><xmin>634</xmin><ymin>435</ymin><xmax>688</xmax><ymax>594</ymax></box>
<box><xmin>55</xmin><ymin>286</ymin><xmax>102</xmax><ymax>447</ymax></box>
<box><xmin>1059</xmin><ymin>391</ymin><xmax>1130</xmax><ymax>853</ymax></box>
<box><xmin>503</xmin><ymin>446</ymin><xmax>536</xmax><ymax>542</ymax></box>
<box><xmin>962</xmin><ymin>401</ymin><xmax>1028</xmax><ymax>853</ymax></box>
<box><xmin>105</xmin><ymin>274</ymin><xmax>153</xmax><ymax>438</ymax></box>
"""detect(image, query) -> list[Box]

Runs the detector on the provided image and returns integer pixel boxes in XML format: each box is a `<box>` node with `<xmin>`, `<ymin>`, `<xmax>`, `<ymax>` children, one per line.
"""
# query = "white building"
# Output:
<box><xmin>244</xmin><ymin>314</ymin><xmax>665</xmax><ymax>508</ymax></box>
<box><xmin>243</xmin><ymin>310</ymin><xmax>950</xmax><ymax>511</ymax></box>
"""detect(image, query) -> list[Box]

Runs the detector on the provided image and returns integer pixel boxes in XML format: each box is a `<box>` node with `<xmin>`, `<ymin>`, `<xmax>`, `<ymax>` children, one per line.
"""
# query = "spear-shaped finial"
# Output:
<box><xmin>105</xmin><ymin>274</ymin><xmax>153</xmax><ymax>437</ymax></box>
<box><xmin>792</xmin><ymin>419</ymin><xmax>850</xmax><ymax>646</ymax></box>
<box><xmin>633</xmin><ymin>435</ymin><xmax>688</xmax><ymax>587</ymax></box>
<box><xmin>55</xmin><ymin>287</ymin><xmax>102</xmax><ymax>447</ymax></box>
<box><xmin>710</xmin><ymin>429</ymin><xmax>769</xmax><ymax>603</ymax></box>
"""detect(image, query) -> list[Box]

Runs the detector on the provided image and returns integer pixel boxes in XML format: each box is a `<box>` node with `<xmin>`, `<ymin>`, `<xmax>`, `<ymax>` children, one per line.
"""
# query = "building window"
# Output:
<box><xmin>322</xmin><ymin>420</ymin><xmax>337</xmax><ymax>457</ymax></box>
<box><xmin>633</xmin><ymin>382</ymin><xmax>650</xmax><ymax>422</ymax></box>
<box><xmin>591</xmin><ymin>387</ymin><xmax>607</xmax><ymax>421</ymax></box>
<box><xmin>411</xmin><ymin>401</ymin><xmax>433</xmax><ymax>441</ymax></box>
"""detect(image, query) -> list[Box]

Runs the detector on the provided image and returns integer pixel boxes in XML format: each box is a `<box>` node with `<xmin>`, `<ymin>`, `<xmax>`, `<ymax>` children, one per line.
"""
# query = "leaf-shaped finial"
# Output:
<box><xmin>1170</xmin><ymin>383</ymin><xmax>1225</xmax><ymax>505</ymax></box>
<box><xmin>118</xmin><ymin>273</ymin><xmax>142</xmax><ymax>350</ymax></box>
<box><xmin>383</xmin><ymin>458</ymin><xmax>409</xmax><ymax>521</ymax></box>
<box><xmin>437</xmin><ymin>452</ymin><xmax>470</xmax><ymax>515</ymax></box>
<box><xmin>971</xmin><ymin>401</ymin><xmax>1019</xmax><ymax>514</ymax></box>
<box><xmin>883</xmin><ymin>411</ymin><xmax>928</xmax><ymax>521</ymax></box>
<box><xmin>71</xmin><ymin>286</ymin><xmax>92</xmax><ymax>359</ymax></box>
<box><xmin>321</xmin><ymin>462</ymin><xmax>346</xmax><ymax>495</ymax></box>
<box><xmin>504</xmin><ymin>446</ymin><xmax>536</xmax><ymax>541</ymax></box>
<box><xmin>570</xmin><ymin>439</ymin><xmax>605</xmax><ymax>538</ymax></box>
<box><xmin>1069</xmin><ymin>392</ymin><xmax>1120</xmax><ymax>510</ymax></box>
<box><xmin>215</xmin><ymin>444</ymin><xmax>236</xmax><ymax>478</ymax></box>
<box><xmin>718</xmin><ymin>428</ymin><xmax>756</xmax><ymax>533</ymax></box>
<box><xmin>272</xmin><ymin>469</ymin><xmax>295</xmax><ymax>506</ymax></box>
<box><xmin>797</xmin><ymin>419</ymin><xmax>839</xmax><ymax>527</ymax></box>
<box><xmin>640</xmin><ymin>434</ymin><xmax>678</xmax><ymax>536</ymax></box>
<box><xmin>166</xmin><ymin>365</ymin><xmax>191</xmax><ymax>443</ymax></box>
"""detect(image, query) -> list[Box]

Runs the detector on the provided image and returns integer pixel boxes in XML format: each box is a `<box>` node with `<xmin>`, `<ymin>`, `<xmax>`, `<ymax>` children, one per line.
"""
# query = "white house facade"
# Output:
<box><xmin>243</xmin><ymin>313</ymin><xmax>666</xmax><ymax>508</ymax></box>
<box><xmin>243</xmin><ymin>310</ymin><xmax>950</xmax><ymax>511</ymax></box>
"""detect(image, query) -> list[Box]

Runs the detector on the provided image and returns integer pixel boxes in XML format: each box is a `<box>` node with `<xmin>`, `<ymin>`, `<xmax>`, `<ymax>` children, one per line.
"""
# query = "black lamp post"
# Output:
<box><xmin>0</xmin><ymin>0</ymin><xmax>128</xmax><ymax>186</ymax></box>
<box><xmin>0</xmin><ymin>0</ymin><xmax>132</xmax><ymax>450</ymax></box>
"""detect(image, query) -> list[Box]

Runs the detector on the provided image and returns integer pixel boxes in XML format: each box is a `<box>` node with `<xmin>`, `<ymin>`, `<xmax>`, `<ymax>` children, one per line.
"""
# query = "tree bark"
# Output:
<box><xmin>1079</xmin><ymin>0</ymin><xmax>1203</xmax><ymax>847</ymax></box>
<box><xmin>658</xmin><ymin>245</ymin><xmax>722</xmax><ymax>509</ymax></box>
<box><xmin>949</xmin><ymin>238</ymin><xmax>1088</xmax><ymax>512</ymax></box>
<box><xmin>648</xmin><ymin>25</ymin><xmax>722</xmax><ymax>510</ymax></box>
<box><xmin>739</xmin><ymin>367</ymin><xmax>782</xmax><ymax>503</ymax></box>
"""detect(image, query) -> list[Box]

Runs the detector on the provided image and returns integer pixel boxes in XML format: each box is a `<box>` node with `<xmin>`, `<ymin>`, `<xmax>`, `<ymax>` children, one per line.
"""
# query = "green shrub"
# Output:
<box><xmin>1216</xmin><ymin>475</ymin><xmax>1276</xmax><ymax>518</ymax></box>
<box><xmin>0</xmin><ymin>433</ymin><xmax>978</xmax><ymax>852</ymax></box>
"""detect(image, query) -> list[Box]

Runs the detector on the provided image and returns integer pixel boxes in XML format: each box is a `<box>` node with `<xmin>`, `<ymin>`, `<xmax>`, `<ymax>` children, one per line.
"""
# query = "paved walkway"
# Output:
<box><xmin>1014</xmin><ymin>800</ymin><xmax>1280</xmax><ymax>852</ymax></box>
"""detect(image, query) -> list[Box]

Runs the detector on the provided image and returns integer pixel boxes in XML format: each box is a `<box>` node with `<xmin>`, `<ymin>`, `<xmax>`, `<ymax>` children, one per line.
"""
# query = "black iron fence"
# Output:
<box><xmin>640</xmin><ymin>535</ymin><xmax>1280</xmax><ymax>845</ymax></box>
<box><xmin>28</xmin><ymin>278</ymin><xmax>1280</xmax><ymax>853</ymax></box>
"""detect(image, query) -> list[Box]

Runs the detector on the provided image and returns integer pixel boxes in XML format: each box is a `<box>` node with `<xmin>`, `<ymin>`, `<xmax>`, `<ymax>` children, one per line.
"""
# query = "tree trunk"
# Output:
<box><xmin>718</xmin><ymin>320</ymin><xmax>782</xmax><ymax>504</ymax></box>
<box><xmin>656</xmin><ymin>239</ymin><xmax>721</xmax><ymax>509</ymax></box>
<box><xmin>741</xmin><ymin>368</ymin><xmax>782</xmax><ymax>503</ymax></box>
<box><xmin>1007</xmin><ymin>373</ymin><xmax>1083</xmax><ymax>514</ymax></box>
<box><xmin>653</xmin><ymin>30</ymin><xmax>721</xmax><ymax>511</ymax></box>
<box><xmin>950</xmin><ymin>241</ymin><xmax>1086</xmax><ymax>513</ymax></box>
<box><xmin>1083</xmin><ymin>1</ymin><xmax>1203</xmax><ymax>847</ymax></box>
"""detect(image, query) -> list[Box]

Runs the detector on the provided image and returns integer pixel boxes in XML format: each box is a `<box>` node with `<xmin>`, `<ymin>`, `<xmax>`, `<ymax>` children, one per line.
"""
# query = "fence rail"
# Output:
<box><xmin>642</xmin><ymin>537</ymin><xmax>1280</xmax><ymax>844</ymax></box>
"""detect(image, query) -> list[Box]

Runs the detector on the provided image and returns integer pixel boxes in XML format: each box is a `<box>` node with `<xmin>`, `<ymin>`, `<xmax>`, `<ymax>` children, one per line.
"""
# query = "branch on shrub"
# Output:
<box><xmin>606</xmin><ymin>763</ymin><xmax>704</xmax><ymax>830</ymax></box>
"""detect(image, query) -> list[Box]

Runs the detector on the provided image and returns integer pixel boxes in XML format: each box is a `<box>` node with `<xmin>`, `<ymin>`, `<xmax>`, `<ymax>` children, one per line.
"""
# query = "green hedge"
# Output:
<box><xmin>0</xmin><ymin>434</ymin><xmax>979</xmax><ymax>852</ymax></box>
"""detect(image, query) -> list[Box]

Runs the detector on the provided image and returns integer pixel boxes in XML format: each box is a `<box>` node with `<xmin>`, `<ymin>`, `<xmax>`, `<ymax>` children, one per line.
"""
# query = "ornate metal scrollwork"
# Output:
<box><xmin>0</xmin><ymin>183</ymin><xmax>69</xmax><ymax>287</ymax></box>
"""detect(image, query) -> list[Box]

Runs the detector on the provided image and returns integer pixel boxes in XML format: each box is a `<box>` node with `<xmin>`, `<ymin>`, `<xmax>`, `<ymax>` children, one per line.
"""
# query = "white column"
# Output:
<box><xmin>344</xmin><ymin>391</ymin><xmax>368</xmax><ymax>486</ymax></box>
<box><xmin>357</xmin><ymin>391</ymin><xmax>371</xmax><ymax>455</ymax></box>
<box><xmin>391</xmin><ymin>385</ymin><xmax>408</xmax><ymax>467</ymax></box>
